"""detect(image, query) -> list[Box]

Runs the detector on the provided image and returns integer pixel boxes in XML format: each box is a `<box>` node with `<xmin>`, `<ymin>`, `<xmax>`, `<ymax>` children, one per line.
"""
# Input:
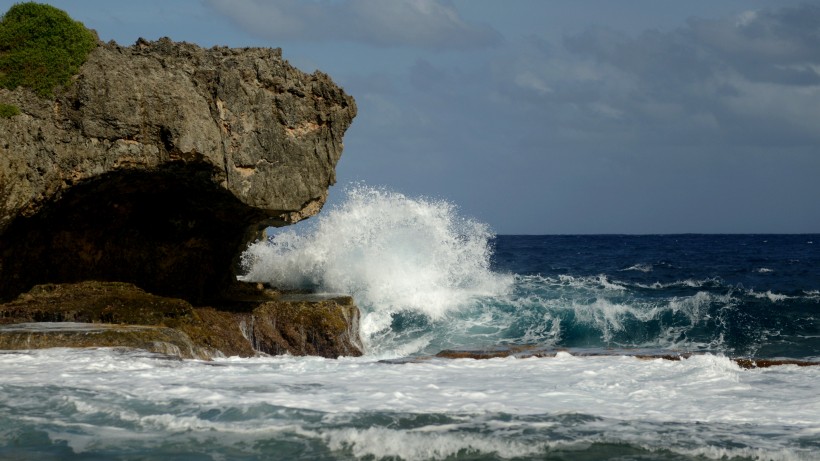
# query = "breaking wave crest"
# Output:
<box><xmin>240</xmin><ymin>192</ymin><xmax>817</xmax><ymax>358</ymax></box>
<box><xmin>240</xmin><ymin>186</ymin><xmax>513</xmax><ymax>349</ymax></box>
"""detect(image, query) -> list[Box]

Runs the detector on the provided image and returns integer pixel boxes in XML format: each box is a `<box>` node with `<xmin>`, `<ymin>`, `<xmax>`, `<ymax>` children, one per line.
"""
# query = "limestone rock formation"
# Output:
<box><xmin>0</xmin><ymin>37</ymin><xmax>356</xmax><ymax>303</ymax></box>
<box><xmin>0</xmin><ymin>281</ymin><xmax>363</xmax><ymax>359</ymax></box>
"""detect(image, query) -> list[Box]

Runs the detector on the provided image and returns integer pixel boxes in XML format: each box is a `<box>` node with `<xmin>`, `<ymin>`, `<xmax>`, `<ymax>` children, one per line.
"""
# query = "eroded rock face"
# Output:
<box><xmin>0</xmin><ymin>37</ymin><xmax>356</xmax><ymax>303</ymax></box>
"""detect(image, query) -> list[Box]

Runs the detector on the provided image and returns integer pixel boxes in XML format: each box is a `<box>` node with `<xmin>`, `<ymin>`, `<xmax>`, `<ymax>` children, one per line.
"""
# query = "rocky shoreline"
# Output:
<box><xmin>1</xmin><ymin>25</ymin><xmax>361</xmax><ymax>359</ymax></box>
<box><xmin>0</xmin><ymin>281</ymin><xmax>362</xmax><ymax>359</ymax></box>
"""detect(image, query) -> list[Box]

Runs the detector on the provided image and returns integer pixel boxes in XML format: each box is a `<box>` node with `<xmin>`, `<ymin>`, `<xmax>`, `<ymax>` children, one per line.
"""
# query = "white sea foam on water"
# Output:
<box><xmin>556</xmin><ymin>274</ymin><xmax>627</xmax><ymax>291</ymax></box>
<box><xmin>240</xmin><ymin>186</ymin><xmax>513</xmax><ymax>349</ymax></box>
<box><xmin>621</xmin><ymin>263</ymin><xmax>653</xmax><ymax>272</ymax></box>
<box><xmin>749</xmin><ymin>290</ymin><xmax>790</xmax><ymax>302</ymax></box>
<box><xmin>319</xmin><ymin>426</ymin><xmax>545</xmax><ymax>460</ymax></box>
<box><xmin>1</xmin><ymin>348</ymin><xmax>819</xmax><ymax>460</ymax></box>
<box><xmin>635</xmin><ymin>277</ymin><xmax>724</xmax><ymax>289</ymax></box>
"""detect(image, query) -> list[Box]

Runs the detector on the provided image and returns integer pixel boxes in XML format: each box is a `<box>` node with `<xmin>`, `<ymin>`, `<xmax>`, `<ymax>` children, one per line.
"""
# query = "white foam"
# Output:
<box><xmin>622</xmin><ymin>263</ymin><xmax>653</xmax><ymax>273</ymax></box>
<box><xmin>510</xmin><ymin>273</ymin><xmax>629</xmax><ymax>294</ymax></box>
<box><xmin>240</xmin><ymin>185</ymin><xmax>513</xmax><ymax>350</ymax></box>
<box><xmin>2</xmin><ymin>349</ymin><xmax>817</xmax><ymax>421</ymax></box>
<box><xmin>320</xmin><ymin>426</ymin><xmax>543</xmax><ymax>460</ymax></box>
<box><xmin>749</xmin><ymin>290</ymin><xmax>790</xmax><ymax>302</ymax></box>
<box><xmin>2</xmin><ymin>348</ymin><xmax>819</xmax><ymax>460</ymax></box>
<box><xmin>635</xmin><ymin>277</ymin><xmax>724</xmax><ymax>290</ymax></box>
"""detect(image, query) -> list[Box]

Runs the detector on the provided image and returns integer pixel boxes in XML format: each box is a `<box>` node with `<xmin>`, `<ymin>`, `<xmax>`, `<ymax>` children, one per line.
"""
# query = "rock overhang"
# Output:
<box><xmin>1</xmin><ymin>164</ymin><xmax>272</xmax><ymax>302</ymax></box>
<box><xmin>0</xmin><ymin>37</ymin><xmax>356</xmax><ymax>304</ymax></box>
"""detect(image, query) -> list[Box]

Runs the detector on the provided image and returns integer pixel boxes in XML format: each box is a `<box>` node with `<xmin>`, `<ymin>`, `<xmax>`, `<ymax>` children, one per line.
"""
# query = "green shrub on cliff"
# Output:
<box><xmin>0</xmin><ymin>102</ymin><xmax>19</xmax><ymax>117</ymax></box>
<box><xmin>0</xmin><ymin>2</ymin><xmax>97</xmax><ymax>97</ymax></box>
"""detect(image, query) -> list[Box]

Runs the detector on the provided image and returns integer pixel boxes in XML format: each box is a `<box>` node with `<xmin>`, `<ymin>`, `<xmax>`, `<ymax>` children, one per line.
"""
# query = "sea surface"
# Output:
<box><xmin>1</xmin><ymin>186</ymin><xmax>819</xmax><ymax>460</ymax></box>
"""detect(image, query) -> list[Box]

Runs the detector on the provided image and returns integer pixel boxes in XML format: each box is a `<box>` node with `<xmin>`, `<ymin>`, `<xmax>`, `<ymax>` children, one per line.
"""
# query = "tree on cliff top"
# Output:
<box><xmin>0</xmin><ymin>2</ymin><xmax>97</xmax><ymax>97</ymax></box>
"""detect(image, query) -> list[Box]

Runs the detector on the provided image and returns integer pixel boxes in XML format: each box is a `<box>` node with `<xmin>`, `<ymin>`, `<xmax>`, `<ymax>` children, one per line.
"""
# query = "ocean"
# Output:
<box><xmin>1</xmin><ymin>186</ymin><xmax>818</xmax><ymax>460</ymax></box>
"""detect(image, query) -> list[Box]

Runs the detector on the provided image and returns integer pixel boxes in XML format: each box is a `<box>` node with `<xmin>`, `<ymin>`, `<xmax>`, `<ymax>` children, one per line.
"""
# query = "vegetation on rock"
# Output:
<box><xmin>0</xmin><ymin>102</ymin><xmax>18</xmax><ymax>117</ymax></box>
<box><xmin>0</xmin><ymin>2</ymin><xmax>97</xmax><ymax>96</ymax></box>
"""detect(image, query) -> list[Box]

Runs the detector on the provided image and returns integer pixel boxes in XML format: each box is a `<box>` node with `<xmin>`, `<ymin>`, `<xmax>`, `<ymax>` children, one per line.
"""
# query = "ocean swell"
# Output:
<box><xmin>240</xmin><ymin>191</ymin><xmax>818</xmax><ymax>359</ymax></box>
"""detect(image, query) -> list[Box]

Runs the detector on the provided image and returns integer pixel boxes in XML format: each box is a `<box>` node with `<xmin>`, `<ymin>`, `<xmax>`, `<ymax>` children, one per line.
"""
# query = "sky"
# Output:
<box><xmin>4</xmin><ymin>0</ymin><xmax>819</xmax><ymax>234</ymax></box>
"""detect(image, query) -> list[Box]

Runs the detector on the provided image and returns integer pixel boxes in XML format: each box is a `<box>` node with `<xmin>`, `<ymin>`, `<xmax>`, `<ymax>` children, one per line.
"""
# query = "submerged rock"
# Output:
<box><xmin>431</xmin><ymin>346</ymin><xmax>820</xmax><ymax>369</ymax></box>
<box><xmin>0</xmin><ymin>37</ymin><xmax>356</xmax><ymax>303</ymax></box>
<box><xmin>0</xmin><ymin>281</ymin><xmax>363</xmax><ymax>359</ymax></box>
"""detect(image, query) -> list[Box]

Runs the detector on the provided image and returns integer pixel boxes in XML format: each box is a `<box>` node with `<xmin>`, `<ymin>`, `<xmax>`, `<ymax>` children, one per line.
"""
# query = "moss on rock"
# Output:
<box><xmin>0</xmin><ymin>281</ymin><xmax>196</xmax><ymax>325</ymax></box>
<box><xmin>0</xmin><ymin>102</ymin><xmax>18</xmax><ymax>117</ymax></box>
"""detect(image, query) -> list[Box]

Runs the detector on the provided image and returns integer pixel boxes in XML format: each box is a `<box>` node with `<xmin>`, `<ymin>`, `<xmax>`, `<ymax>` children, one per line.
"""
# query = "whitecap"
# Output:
<box><xmin>621</xmin><ymin>263</ymin><xmax>653</xmax><ymax>273</ymax></box>
<box><xmin>749</xmin><ymin>290</ymin><xmax>790</xmax><ymax>302</ymax></box>
<box><xmin>635</xmin><ymin>277</ymin><xmax>724</xmax><ymax>290</ymax></box>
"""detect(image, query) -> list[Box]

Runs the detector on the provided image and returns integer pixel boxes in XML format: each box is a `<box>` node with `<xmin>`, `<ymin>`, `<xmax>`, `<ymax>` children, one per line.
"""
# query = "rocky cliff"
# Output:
<box><xmin>0</xmin><ymin>37</ymin><xmax>356</xmax><ymax>303</ymax></box>
<box><xmin>0</xmin><ymin>34</ymin><xmax>362</xmax><ymax>358</ymax></box>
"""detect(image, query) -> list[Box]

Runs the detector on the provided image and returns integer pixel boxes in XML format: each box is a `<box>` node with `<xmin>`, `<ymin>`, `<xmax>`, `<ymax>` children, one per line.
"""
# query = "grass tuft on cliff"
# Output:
<box><xmin>0</xmin><ymin>102</ymin><xmax>19</xmax><ymax>118</ymax></box>
<box><xmin>0</xmin><ymin>2</ymin><xmax>97</xmax><ymax>97</ymax></box>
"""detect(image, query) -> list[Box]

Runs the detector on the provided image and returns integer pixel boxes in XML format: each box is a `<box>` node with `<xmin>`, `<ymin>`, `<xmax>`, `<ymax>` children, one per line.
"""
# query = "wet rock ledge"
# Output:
<box><xmin>0</xmin><ymin>281</ymin><xmax>362</xmax><ymax>359</ymax></box>
<box><xmin>0</xmin><ymin>35</ymin><xmax>361</xmax><ymax>358</ymax></box>
<box><xmin>428</xmin><ymin>346</ymin><xmax>820</xmax><ymax>369</ymax></box>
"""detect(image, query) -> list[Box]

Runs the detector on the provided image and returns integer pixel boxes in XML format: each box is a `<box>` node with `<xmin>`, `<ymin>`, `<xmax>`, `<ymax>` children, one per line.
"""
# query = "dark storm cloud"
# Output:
<box><xmin>207</xmin><ymin>0</ymin><xmax>501</xmax><ymax>49</ymax></box>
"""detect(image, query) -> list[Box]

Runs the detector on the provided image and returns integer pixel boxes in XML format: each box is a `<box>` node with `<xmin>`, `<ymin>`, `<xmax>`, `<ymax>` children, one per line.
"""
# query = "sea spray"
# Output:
<box><xmin>240</xmin><ymin>185</ymin><xmax>513</xmax><ymax>352</ymax></box>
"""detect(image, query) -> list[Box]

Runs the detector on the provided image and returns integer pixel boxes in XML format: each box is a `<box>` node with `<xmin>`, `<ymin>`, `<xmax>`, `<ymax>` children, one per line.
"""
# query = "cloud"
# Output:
<box><xmin>544</xmin><ymin>3</ymin><xmax>820</xmax><ymax>146</ymax></box>
<box><xmin>562</xmin><ymin>4</ymin><xmax>820</xmax><ymax>87</ymax></box>
<box><xmin>204</xmin><ymin>1</ymin><xmax>820</xmax><ymax>232</ymax></box>
<box><xmin>207</xmin><ymin>0</ymin><xmax>501</xmax><ymax>49</ymax></box>
<box><xmin>692</xmin><ymin>5</ymin><xmax>820</xmax><ymax>73</ymax></box>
